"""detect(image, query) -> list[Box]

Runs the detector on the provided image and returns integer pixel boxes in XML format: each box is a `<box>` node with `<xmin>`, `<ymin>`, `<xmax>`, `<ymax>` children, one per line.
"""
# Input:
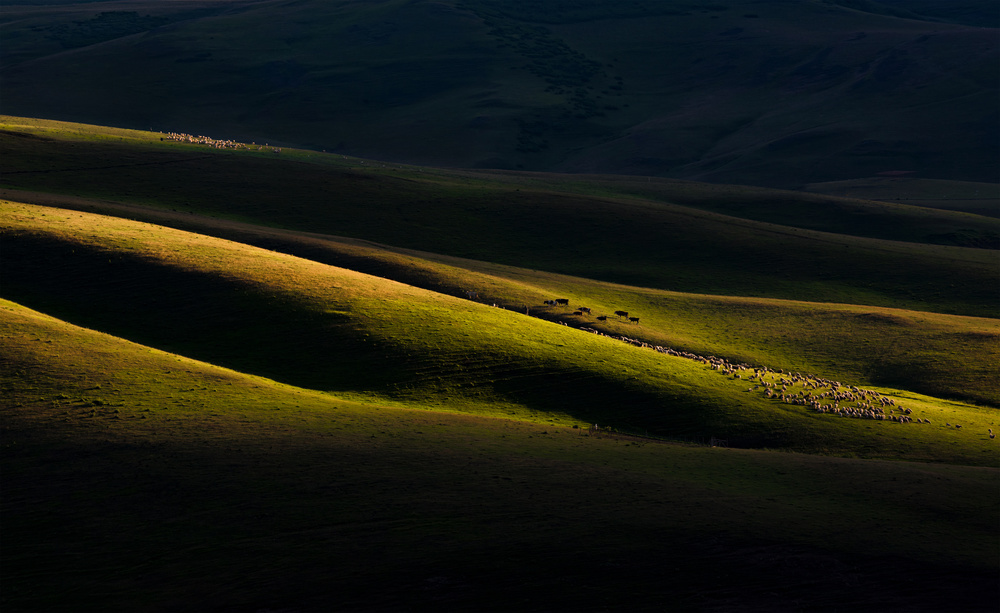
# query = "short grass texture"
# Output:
<box><xmin>2</xmin><ymin>116</ymin><xmax>999</xmax><ymax>612</ymax></box>
<box><xmin>3</xmin><ymin>298</ymin><xmax>998</xmax><ymax>612</ymax></box>
<box><xmin>2</xmin><ymin>116</ymin><xmax>998</xmax><ymax>318</ymax></box>
<box><xmin>3</xmin><ymin>201</ymin><xmax>997</xmax><ymax>464</ymax></box>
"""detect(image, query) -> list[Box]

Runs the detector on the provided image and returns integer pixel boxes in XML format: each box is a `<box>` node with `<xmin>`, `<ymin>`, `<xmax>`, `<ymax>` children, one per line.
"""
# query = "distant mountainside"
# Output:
<box><xmin>1</xmin><ymin>0</ymin><xmax>996</xmax><ymax>187</ymax></box>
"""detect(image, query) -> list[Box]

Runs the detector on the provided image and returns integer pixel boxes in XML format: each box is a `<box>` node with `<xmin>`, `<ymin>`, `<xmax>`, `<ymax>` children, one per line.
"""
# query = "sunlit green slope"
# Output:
<box><xmin>3</xmin><ymin>201</ymin><xmax>997</xmax><ymax>464</ymax></box>
<box><xmin>3</xmin><ymin>296</ymin><xmax>997</xmax><ymax>611</ymax></box>
<box><xmin>6</xmin><ymin>188</ymin><xmax>998</xmax><ymax>408</ymax></box>
<box><xmin>1</xmin><ymin>116</ymin><xmax>997</xmax><ymax>318</ymax></box>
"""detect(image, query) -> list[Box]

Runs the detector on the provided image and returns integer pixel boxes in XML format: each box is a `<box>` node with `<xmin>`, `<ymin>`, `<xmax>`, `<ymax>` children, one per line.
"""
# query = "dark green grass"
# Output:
<box><xmin>3</xmin><ymin>202</ymin><xmax>997</xmax><ymax>464</ymax></box>
<box><xmin>1</xmin><ymin>118</ymin><xmax>997</xmax><ymax>318</ymax></box>
<box><xmin>7</xmin><ymin>187</ymin><xmax>998</xmax><ymax>408</ymax></box>
<box><xmin>460</xmin><ymin>170</ymin><xmax>1000</xmax><ymax>248</ymax></box>
<box><xmin>1</xmin><ymin>0</ymin><xmax>996</xmax><ymax>186</ymax></box>
<box><xmin>803</xmin><ymin>177</ymin><xmax>1000</xmax><ymax>219</ymax></box>
<box><xmin>2</xmin><ymin>298</ymin><xmax>997</xmax><ymax>612</ymax></box>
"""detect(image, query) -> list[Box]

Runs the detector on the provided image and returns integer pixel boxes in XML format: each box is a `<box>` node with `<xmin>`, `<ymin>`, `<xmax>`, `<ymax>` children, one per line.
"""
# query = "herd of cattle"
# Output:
<box><xmin>542</xmin><ymin>299</ymin><xmax>640</xmax><ymax>324</ymax></box>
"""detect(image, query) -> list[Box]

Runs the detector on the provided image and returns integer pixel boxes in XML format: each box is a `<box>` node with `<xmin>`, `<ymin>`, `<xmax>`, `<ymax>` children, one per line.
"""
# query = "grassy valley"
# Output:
<box><xmin>1</xmin><ymin>117</ymin><xmax>998</xmax><ymax>611</ymax></box>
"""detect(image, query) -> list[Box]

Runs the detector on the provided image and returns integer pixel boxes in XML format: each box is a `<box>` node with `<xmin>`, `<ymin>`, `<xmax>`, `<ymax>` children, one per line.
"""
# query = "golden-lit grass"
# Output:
<box><xmin>7</xmin><ymin>189</ymin><xmax>996</xmax><ymax>407</ymax></box>
<box><xmin>2</xmin><ymin>116</ymin><xmax>997</xmax><ymax>320</ymax></box>
<box><xmin>3</xmin><ymin>200</ymin><xmax>998</xmax><ymax>466</ymax></box>
<box><xmin>3</xmin><ymin>296</ymin><xmax>998</xmax><ymax>610</ymax></box>
<box><xmin>2</xmin><ymin>118</ymin><xmax>998</xmax><ymax>611</ymax></box>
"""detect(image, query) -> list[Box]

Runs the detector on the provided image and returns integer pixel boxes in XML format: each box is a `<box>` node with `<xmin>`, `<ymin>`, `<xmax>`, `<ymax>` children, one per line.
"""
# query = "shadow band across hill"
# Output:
<box><xmin>2</xmin><ymin>231</ymin><xmax>736</xmax><ymax>442</ymax></box>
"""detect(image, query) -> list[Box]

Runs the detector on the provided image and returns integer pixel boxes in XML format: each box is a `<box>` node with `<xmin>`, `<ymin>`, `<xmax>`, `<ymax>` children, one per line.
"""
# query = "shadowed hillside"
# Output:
<box><xmin>3</xmin><ymin>299</ymin><xmax>996</xmax><ymax>612</ymax></box>
<box><xmin>2</xmin><ymin>118</ymin><xmax>998</xmax><ymax>320</ymax></box>
<box><xmin>6</xmin><ymin>188</ymin><xmax>999</xmax><ymax>409</ymax></box>
<box><xmin>2</xmin><ymin>108</ymin><xmax>998</xmax><ymax>612</ymax></box>
<box><xmin>1</xmin><ymin>0</ymin><xmax>996</xmax><ymax>187</ymax></box>
<box><xmin>4</xmin><ymin>200</ymin><xmax>998</xmax><ymax>462</ymax></box>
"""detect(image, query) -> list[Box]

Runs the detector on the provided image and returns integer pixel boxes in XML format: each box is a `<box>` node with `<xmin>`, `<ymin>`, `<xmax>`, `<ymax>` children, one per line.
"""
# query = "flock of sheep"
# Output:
<box><xmin>160</xmin><ymin>132</ymin><xmax>281</xmax><ymax>153</ymax></box>
<box><xmin>714</xmin><ymin>360</ymin><xmax>924</xmax><ymax>424</ymax></box>
<box><xmin>478</xmin><ymin>292</ymin><xmax>990</xmax><ymax>438</ymax></box>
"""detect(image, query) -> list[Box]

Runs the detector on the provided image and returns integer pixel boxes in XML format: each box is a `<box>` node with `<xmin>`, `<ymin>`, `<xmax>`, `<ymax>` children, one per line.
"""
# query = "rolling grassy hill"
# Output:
<box><xmin>1</xmin><ymin>0</ymin><xmax>996</xmax><ymax>187</ymax></box>
<box><xmin>2</xmin><ymin>116</ymin><xmax>998</xmax><ymax>319</ymax></box>
<box><xmin>4</xmin><ymin>298</ymin><xmax>997</xmax><ymax>611</ymax></box>
<box><xmin>4</xmin><ymin>199</ymin><xmax>998</xmax><ymax>462</ymax></box>
<box><xmin>5</xmin><ymin>187</ymin><xmax>1000</xmax><ymax>410</ymax></box>
<box><xmin>2</xmin><ymin>117</ymin><xmax>998</xmax><ymax>611</ymax></box>
<box><xmin>804</xmin><ymin>177</ymin><xmax>1000</xmax><ymax>218</ymax></box>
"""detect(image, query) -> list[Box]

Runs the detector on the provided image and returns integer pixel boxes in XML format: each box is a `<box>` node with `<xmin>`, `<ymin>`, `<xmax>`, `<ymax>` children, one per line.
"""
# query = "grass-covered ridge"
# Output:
<box><xmin>3</xmin><ymin>297</ymin><xmax>998</xmax><ymax>611</ymax></box>
<box><xmin>3</xmin><ymin>200</ymin><xmax>997</xmax><ymax>465</ymax></box>
<box><xmin>1</xmin><ymin>0</ymin><xmax>996</xmax><ymax>186</ymax></box>
<box><xmin>6</xmin><ymin>188</ymin><xmax>999</xmax><ymax>409</ymax></box>
<box><xmin>1</xmin><ymin>111</ymin><xmax>998</xmax><ymax>611</ymax></box>
<box><xmin>1</xmin><ymin>117</ymin><xmax>998</xmax><ymax>319</ymax></box>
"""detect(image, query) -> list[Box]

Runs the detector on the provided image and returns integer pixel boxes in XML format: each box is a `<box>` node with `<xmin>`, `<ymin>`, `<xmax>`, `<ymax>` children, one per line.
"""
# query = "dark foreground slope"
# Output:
<box><xmin>3</xmin><ymin>298</ymin><xmax>998</xmax><ymax>612</ymax></box>
<box><xmin>1</xmin><ymin>0</ymin><xmax>996</xmax><ymax>186</ymax></box>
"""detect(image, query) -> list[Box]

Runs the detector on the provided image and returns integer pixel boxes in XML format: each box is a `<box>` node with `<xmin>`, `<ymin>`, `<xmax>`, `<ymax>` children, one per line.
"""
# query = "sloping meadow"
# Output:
<box><xmin>1</xmin><ymin>116</ymin><xmax>998</xmax><ymax>319</ymax></box>
<box><xmin>7</xmin><ymin>186</ymin><xmax>998</xmax><ymax>408</ymax></box>
<box><xmin>2</xmin><ymin>297</ymin><xmax>998</xmax><ymax>611</ymax></box>
<box><xmin>2</xmin><ymin>200</ymin><xmax>997</xmax><ymax>465</ymax></box>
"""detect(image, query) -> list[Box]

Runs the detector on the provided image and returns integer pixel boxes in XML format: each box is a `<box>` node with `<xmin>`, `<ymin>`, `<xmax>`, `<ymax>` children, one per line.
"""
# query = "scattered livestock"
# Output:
<box><xmin>160</xmin><ymin>131</ymin><xmax>275</xmax><ymax>152</ymax></box>
<box><xmin>459</xmin><ymin>289</ymin><xmax>987</xmax><ymax>442</ymax></box>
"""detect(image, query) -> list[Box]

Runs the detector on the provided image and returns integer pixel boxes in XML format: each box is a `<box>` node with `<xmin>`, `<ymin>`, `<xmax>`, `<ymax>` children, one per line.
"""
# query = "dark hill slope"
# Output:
<box><xmin>7</xmin><ymin>188</ymin><xmax>998</xmax><ymax>408</ymax></box>
<box><xmin>1</xmin><ymin>120</ymin><xmax>997</xmax><ymax>318</ymax></box>
<box><xmin>3</xmin><ymin>299</ymin><xmax>997</xmax><ymax>612</ymax></box>
<box><xmin>3</xmin><ymin>201</ymin><xmax>997</xmax><ymax>463</ymax></box>
<box><xmin>0</xmin><ymin>0</ymin><xmax>996</xmax><ymax>186</ymax></box>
